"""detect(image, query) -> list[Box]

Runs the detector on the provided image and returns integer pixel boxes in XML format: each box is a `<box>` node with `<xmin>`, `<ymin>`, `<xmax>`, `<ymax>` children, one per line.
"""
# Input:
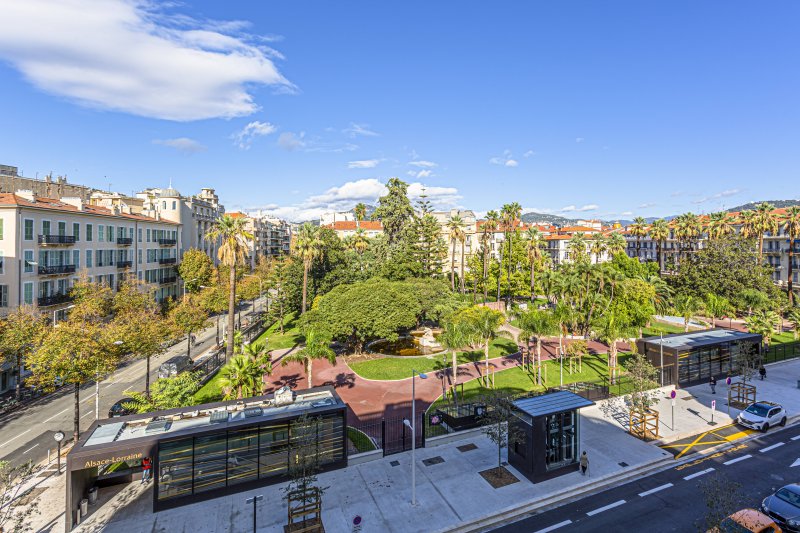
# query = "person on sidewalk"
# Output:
<box><xmin>580</xmin><ymin>451</ymin><xmax>589</xmax><ymax>476</ymax></box>
<box><xmin>759</xmin><ymin>366</ymin><xmax>767</xmax><ymax>380</ymax></box>
<box><xmin>141</xmin><ymin>457</ymin><xmax>152</xmax><ymax>484</ymax></box>
<box><xmin>710</xmin><ymin>375</ymin><xmax>717</xmax><ymax>394</ymax></box>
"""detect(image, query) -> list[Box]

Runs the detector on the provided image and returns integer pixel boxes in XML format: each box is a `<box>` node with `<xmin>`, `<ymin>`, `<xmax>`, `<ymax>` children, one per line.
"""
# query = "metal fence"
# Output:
<box><xmin>192</xmin><ymin>349</ymin><xmax>225</xmax><ymax>386</ymax></box>
<box><xmin>763</xmin><ymin>341</ymin><xmax>800</xmax><ymax>365</ymax></box>
<box><xmin>347</xmin><ymin>414</ymin><xmax>426</xmax><ymax>457</ymax></box>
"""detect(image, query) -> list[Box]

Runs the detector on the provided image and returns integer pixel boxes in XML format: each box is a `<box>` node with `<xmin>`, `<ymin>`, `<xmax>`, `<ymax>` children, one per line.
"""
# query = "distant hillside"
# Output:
<box><xmin>521</xmin><ymin>212</ymin><xmax>593</xmax><ymax>226</ymax></box>
<box><xmin>726</xmin><ymin>199</ymin><xmax>800</xmax><ymax>213</ymax></box>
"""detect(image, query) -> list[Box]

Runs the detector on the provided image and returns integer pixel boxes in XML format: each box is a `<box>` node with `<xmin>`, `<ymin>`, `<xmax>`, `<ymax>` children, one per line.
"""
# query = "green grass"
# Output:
<box><xmin>193</xmin><ymin>371</ymin><xmax>225</xmax><ymax>404</ymax></box>
<box><xmin>255</xmin><ymin>312</ymin><xmax>304</xmax><ymax>351</ymax></box>
<box><xmin>641</xmin><ymin>321</ymin><xmax>687</xmax><ymax>337</ymax></box>
<box><xmin>770</xmin><ymin>332</ymin><xmax>799</xmax><ymax>345</ymax></box>
<box><xmin>347</xmin><ymin>338</ymin><xmax>519</xmax><ymax>380</ymax></box>
<box><xmin>347</xmin><ymin>427</ymin><xmax>377</xmax><ymax>453</ymax></box>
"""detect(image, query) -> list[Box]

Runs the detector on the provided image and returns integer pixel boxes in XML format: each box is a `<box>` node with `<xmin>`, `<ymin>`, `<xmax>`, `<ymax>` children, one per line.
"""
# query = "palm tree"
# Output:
<box><xmin>501</xmin><ymin>203</ymin><xmax>522</xmax><ymax>306</ymax></box>
<box><xmin>206</xmin><ymin>214</ymin><xmax>253</xmax><ymax>360</ymax></box>
<box><xmin>648</xmin><ymin>219</ymin><xmax>669</xmax><ymax>272</ymax></box>
<box><xmin>607</xmin><ymin>232</ymin><xmax>627</xmax><ymax>258</ymax></box>
<box><xmin>707</xmin><ymin>212</ymin><xmax>734</xmax><ymax>240</ymax></box>
<box><xmin>219</xmin><ymin>355</ymin><xmax>262</xmax><ymax>399</ymax></box>
<box><xmin>482</xmin><ymin>211</ymin><xmax>500</xmax><ymax>302</ymax></box>
<box><xmin>281</xmin><ymin>329</ymin><xmax>336</xmax><ymax>389</ymax></box>
<box><xmin>673</xmin><ymin>212</ymin><xmax>702</xmax><ymax>260</ymax></box>
<box><xmin>745</xmin><ymin>310</ymin><xmax>780</xmax><ymax>348</ymax></box>
<box><xmin>437</xmin><ymin>320</ymin><xmax>471</xmax><ymax>398</ymax></box>
<box><xmin>589</xmin><ymin>233</ymin><xmax>607</xmax><ymax>265</ymax></box>
<box><xmin>348</xmin><ymin>228</ymin><xmax>369</xmax><ymax>271</ymax></box>
<box><xmin>517</xmin><ymin>309</ymin><xmax>559</xmax><ymax>385</ymax></box>
<box><xmin>786</xmin><ymin>307</ymin><xmax>800</xmax><ymax>341</ymax></box>
<box><xmin>629</xmin><ymin>216</ymin><xmax>648</xmax><ymax>261</ymax></box>
<box><xmin>242</xmin><ymin>340</ymin><xmax>271</xmax><ymax>371</ymax></box>
<box><xmin>567</xmin><ymin>233</ymin><xmax>588</xmax><ymax>263</ymax></box>
<box><xmin>447</xmin><ymin>214</ymin><xmax>466</xmax><ymax>291</ymax></box>
<box><xmin>463</xmin><ymin>307</ymin><xmax>509</xmax><ymax>384</ymax></box>
<box><xmin>674</xmin><ymin>293</ymin><xmax>701</xmax><ymax>332</ymax></box>
<box><xmin>595</xmin><ymin>309</ymin><xmax>636</xmax><ymax>384</ymax></box>
<box><xmin>524</xmin><ymin>227</ymin><xmax>544</xmax><ymax>301</ymax></box>
<box><xmin>754</xmin><ymin>202</ymin><xmax>778</xmax><ymax>262</ymax></box>
<box><xmin>293</xmin><ymin>223</ymin><xmax>324</xmax><ymax>314</ymax></box>
<box><xmin>353</xmin><ymin>202</ymin><xmax>367</xmax><ymax>228</ymax></box>
<box><xmin>783</xmin><ymin>206</ymin><xmax>800</xmax><ymax>305</ymax></box>
<box><xmin>704</xmin><ymin>293</ymin><xmax>732</xmax><ymax>329</ymax></box>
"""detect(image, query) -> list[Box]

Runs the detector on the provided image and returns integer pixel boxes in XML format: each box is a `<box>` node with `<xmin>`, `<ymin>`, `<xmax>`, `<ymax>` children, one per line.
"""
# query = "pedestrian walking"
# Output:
<box><xmin>710</xmin><ymin>375</ymin><xmax>717</xmax><ymax>394</ymax></box>
<box><xmin>141</xmin><ymin>457</ymin><xmax>152</xmax><ymax>484</ymax></box>
<box><xmin>759</xmin><ymin>366</ymin><xmax>767</xmax><ymax>380</ymax></box>
<box><xmin>580</xmin><ymin>451</ymin><xmax>589</xmax><ymax>476</ymax></box>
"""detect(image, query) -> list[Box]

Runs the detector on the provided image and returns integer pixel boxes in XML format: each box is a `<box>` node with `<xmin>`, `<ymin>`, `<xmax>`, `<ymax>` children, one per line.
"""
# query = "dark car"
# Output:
<box><xmin>763</xmin><ymin>483</ymin><xmax>800</xmax><ymax>531</ymax></box>
<box><xmin>108</xmin><ymin>398</ymin><xmax>136</xmax><ymax>418</ymax></box>
<box><xmin>158</xmin><ymin>355</ymin><xmax>193</xmax><ymax>379</ymax></box>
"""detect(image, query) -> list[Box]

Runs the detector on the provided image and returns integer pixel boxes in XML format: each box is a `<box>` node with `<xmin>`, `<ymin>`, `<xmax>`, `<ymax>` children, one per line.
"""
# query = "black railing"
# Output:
<box><xmin>117</xmin><ymin>237</ymin><xmax>133</xmax><ymax>245</ymax></box>
<box><xmin>116</xmin><ymin>260</ymin><xmax>133</xmax><ymax>269</ymax></box>
<box><xmin>161</xmin><ymin>276</ymin><xmax>177</xmax><ymax>284</ymax></box>
<box><xmin>38</xmin><ymin>264</ymin><xmax>76</xmax><ymax>275</ymax></box>
<box><xmin>37</xmin><ymin>293</ymin><xmax>73</xmax><ymax>307</ymax></box>
<box><xmin>38</xmin><ymin>235</ymin><xmax>75</xmax><ymax>245</ymax></box>
<box><xmin>762</xmin><ymin>341</ymin><xmax>800</xmax><ymax>365</ymax></box>
<box><xmin>158</xmin><ymin>257</ymin><xmax>177</xmax><ymax>265</ymax></box>
<box><xmin>158</xmin><ymin>238</ymin><xmax>177</xmax><ymax>246</ymax></box>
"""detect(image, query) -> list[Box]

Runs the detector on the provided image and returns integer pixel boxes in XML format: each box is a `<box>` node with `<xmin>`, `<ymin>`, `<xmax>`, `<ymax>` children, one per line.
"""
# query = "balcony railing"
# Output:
<box><xmin>161</xmin><ymin>276</ymin><xmax>177</xmax><ymax>284</ymax></box>
<box><xmin>158</xmin><ymin>238</ymin><xmax>177</xmax><ymax>246</ymax></box>
<box><xmin>116</xmin><ymin>260</ymin><xmax>133</xmax><ymax>269</ymax></box>
<box><xmin>117</xmin><ymin>237</ymin><xmax>133</xmax><ymax>245</ymax></box>
<box><xmin>38</xmin><ymin>293</ymin><xmax>73</xmax><ymax>307</ymax></box>
<box><xmin>38</xmin><ymin>235</ymin><xmax>75</xmax><ymax>245</ymax></box>
<box><xmin>38</xmin><ymin>264</ymin><xmax>76</xmax><ymax>276</ymax></box>
<box><xmin>159</xmin><ymin>257</ymin><xmax>177</xmax><ymax>265</ymax></box>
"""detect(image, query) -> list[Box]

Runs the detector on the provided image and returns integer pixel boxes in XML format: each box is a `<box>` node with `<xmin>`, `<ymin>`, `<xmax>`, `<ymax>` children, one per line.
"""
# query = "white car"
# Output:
<box><xmin>737</xmin><ymin>401</ymin><xmax>787</xmax><ymax>432</ymax></box>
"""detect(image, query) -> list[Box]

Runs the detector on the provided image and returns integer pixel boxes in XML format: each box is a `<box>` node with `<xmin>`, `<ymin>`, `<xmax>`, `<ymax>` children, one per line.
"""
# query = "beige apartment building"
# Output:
<box><xmin>228</xmin><ymin>212</ymin><xmax>292</xmax><ymax>268</ymax></box>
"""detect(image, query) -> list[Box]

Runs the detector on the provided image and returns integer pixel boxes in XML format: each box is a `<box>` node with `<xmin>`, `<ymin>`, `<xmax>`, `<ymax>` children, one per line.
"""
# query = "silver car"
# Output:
<box><xmin>762</xmin><ymin>483</ymin><xmax>800</xmax><ymax>532</ymax></box>
<box><xmin>736</xmin><ymin>401</ymin><xmax>787</xmax><ymax>432</ymax></box>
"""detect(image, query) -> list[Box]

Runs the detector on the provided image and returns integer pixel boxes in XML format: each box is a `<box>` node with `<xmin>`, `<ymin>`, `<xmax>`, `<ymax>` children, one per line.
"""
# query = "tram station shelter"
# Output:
<box><xmin>65</xmin><ymin>386</ymin><xmax>347</xmax><ymax>529</ymax></box>
<box><xmin>636</xmin><ymin>329</ymin><xmax>762</xmax><ymax>387</ymax></box>
<box><xmin>508</xmin><ymin>391</ymin><xmax>595</xmax><ymax>483</ymax></box>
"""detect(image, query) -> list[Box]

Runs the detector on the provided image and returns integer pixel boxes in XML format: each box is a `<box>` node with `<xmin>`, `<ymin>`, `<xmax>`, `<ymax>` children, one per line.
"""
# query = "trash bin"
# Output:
<box><xmin>75</xmin><ymin>508</ymin><xmax>81</xmax><ymax>526</ymax></box>
<box><xmin>80</xmin><ymin>498</ymin><xmax>88</xmax><ymax>516</ymax></box>
<box><xmin>88</xmin><ymin>486</ymin><xmax>98</xmax><ymax>504</ymax></box>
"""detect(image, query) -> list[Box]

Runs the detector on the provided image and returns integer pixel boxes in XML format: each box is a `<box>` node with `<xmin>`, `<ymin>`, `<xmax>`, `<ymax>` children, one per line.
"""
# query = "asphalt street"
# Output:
<box><xmin>492</xmin><ymin>424</ymin><xmax>800</xmax><ymax>533</ymax></box>
<box><xmin>0</xmin><ymin>298</ymin><xmax>264</xmax><ymax>469</ymax></box>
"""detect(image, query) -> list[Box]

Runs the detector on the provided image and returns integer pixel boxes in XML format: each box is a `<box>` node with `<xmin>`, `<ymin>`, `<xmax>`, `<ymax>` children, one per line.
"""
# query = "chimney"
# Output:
<box><xmin>16</xmin><ymin>189</ymin><xmax>35</xmax><ymax>202</ymax></box>
<box><xmin>61</xmin><ymin>197</ymin><xmax>84</xmax><ymax>211</ymax></box>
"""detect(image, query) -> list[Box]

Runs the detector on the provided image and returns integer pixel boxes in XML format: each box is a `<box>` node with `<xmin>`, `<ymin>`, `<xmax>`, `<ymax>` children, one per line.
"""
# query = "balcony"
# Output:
<box><xmin>117</xmin><ymin>237</ymin><xmax>133</xmax><ymax>245</ymax></box>
<box><xmin>38</xmin><ymin>235</ymin><xmax>75</xmax><ymax>245</ymax></box>
<box><xmin>161</xmin><ymin>276</ymin><xmax>177</xmax><ymax>284</ymax></box>
<box><xmin>38</xmin><ymin>264</ymin><xmax>76</xmax><ymax>276</ymax></box>
<box><xmin>158</xmin><ymin>238</ymin><xmax>177</xmax><ymax>246</ymax></box>
<box><xmin>38</xmin><ymin>293</ymin><xmax>73</xmax><ymax>307</ymax></box>
<box><xmin>116</xmin><ymin>260</ymin><xmax>133</xmax><ymax>269</ymax></box>
<box><xmin>159</xmin><ymin>257</ymin><xmax>177</xmax><ymax>265</ymax></box>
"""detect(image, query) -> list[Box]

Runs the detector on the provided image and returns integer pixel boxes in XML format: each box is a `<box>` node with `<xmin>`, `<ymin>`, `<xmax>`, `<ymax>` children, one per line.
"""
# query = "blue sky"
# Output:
<box><xmin>0</xmin><ymin>1</ymin><xmax>798</xmax><ymax>222</ymax></box>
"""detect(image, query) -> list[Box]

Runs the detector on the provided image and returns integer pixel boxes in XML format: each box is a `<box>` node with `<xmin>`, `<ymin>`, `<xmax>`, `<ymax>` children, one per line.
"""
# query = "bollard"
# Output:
<box><xmin>80</xmin><ymin>498</ymin><xmax>88</xmax><ymax>516</ymax></box>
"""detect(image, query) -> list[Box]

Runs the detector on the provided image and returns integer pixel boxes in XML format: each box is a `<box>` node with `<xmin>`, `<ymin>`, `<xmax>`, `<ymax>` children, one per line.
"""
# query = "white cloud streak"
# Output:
<box><xmin>232</xmin><ymin>121</ymin><xmax>277</xmax><ymax>149</ymax></box>
<box><xmin>152</xmin><ymin>137</ymin><xmax>207</xmax><ymax>154</ymax></box>
<box><xmin>343</xmin><ymin>123</ymin><xmax>379</xmax><ymax>138</ymax></box>
<box><xmin>408</xmin><ymin>160</ymin><xmax>438</xmax><ymax>168</ymax></box>
<box><xmin>692</xmin><ymin>188</ymin><xmax>743</xmax><ymax>204</ymax></box>
<box><xmin>489</xmin><ymin>149</ymin><xmax>518</xmax><ymax>168</ymax></box>
<box><xmin>0</xmin><ymin>0</ymin><xmax>292</xmax><ymax>121</ymax></box>
<box><xmin>348</xmin><ymin>159</ymin><xmax>381</xmax><ymax>169</ymax></box>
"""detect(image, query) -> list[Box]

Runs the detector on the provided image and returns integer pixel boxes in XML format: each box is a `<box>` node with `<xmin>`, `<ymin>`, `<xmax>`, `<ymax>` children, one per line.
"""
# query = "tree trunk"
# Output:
<box><xmin>758</xmin><ymin>233</ymin><xmax>764</xmax><ymax>263</ymax></box>
<box><xmin>636</xmin><ymin>236</ymin><xmax>641</xmax><ymax>261</ymax></box>
<box><xmin>536</xmin><ymin>337</ymin><xmax>542</xmax><ymax>385</ymax></box>
<box><xmin>484</xmin><ymin>340</ymin><xmax>490</xmax><ymax>384</ymax></box>
<box><xmin>216</xmin><ymin>314</ymin><xmax>220</xmax><ymax>346</ymax></box>
<box><xmin>307</xmin><ymin>358</ymin><xmax>313</xmax><ymax>389</ymax></box>
<box><xmin>658</xmin><ymin>241</ymin><xmax>663</xmax><ymax>272</ymax></box>
<box><xmin>789</xmin><ymin>234</ymin><xmax>795</xmax><ymax>306</ymax></box>
<box><xmin>301</xmin><ymin>262</ymin><xmax>309</xmax><ymax>314</ymax></box>
<box><xmin>460</xmin><ymin>241</ymin><xmax>465</xmax><ymax>294</ymax></box>
<box><xmin>482</xmin><ymin>243</ymin><xmax>489</xmax><ymax>303</ymax></box>
<box><xmin>145</xmin><ymin>354</ymin><xmax>151</xmax><ymax>398</ymax></box>
<box><xmin>450</xmin><ymin>239</ymin><xmax>456</xmax><ymax>290</ymax></box>
<box><xmin>73</xmin><ymin>382</ymin><xmax>80</xmax><ymax>444</ymax></box>
<box><xmin>187</xmin><ymin>334</ymin><xmax>192</xmax><ymax>358</ymax></box>
<box><xmin>452</xmin><ymin>349</ymin><xmax>458</xmax><ymax>390</ymax></box>
<box><xmin>15</xmin><ymin>352</ymin><xmax>22</xmax><ymax>401</ymax></box>
<box><xmin>506</xmin><ymin>235</ymin><xmax>512</xmax><ymax>307</ymax></box>
<box><xmin>530</xmin><ymin>263</ymin><xmax>535</xmax><ymax>303</ymax></box>
<box><xmin>227</xmin><ymin>265</ymin><xmax>236</xmax><ymax>360</ymax></box>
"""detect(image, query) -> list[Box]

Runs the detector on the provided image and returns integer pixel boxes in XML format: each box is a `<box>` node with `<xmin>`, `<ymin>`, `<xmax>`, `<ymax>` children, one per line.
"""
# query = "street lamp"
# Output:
<box><xmin>53</xmin><ymin>431</ymin><xmax>65</xmax><ymax>475</ymax></box>
<box><xmin>404</xmin><ymin>369</ymin><xmax>427</xmax><ymax>506</ymax></box>
<box><xmin>53</xmin><ymin>304</ymin><xmax>75</xmax><ymax>326</ymax></box>
<box><xmin>245</xmin><ymin>494</ymin><xmax>263</xmax><ymax>533</ymax></box>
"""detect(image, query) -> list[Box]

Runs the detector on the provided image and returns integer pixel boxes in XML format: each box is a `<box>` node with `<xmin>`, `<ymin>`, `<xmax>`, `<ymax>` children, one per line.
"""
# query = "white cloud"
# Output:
<box><xmin>638</xmin><ymin>202</ymin><xmax>656</xmax><ymax>209</ymax></box>
<box><xmin>692</xmin><ymin>188</ymin><xmax>743</xmax><ymax>204</ymax></box>
<box><xmin>277</xmin><ymin>131</ymin><xmax>357</xmax><ymax>153</ymax></box>
<box><xmin>343</xmin><ymin>123</ymin><xmax>379</xmax><ymax>138</ymax></box>
<box><xmin>504</xmin><ymin>159</ymin><xmax>518</xmax><ymax>167</ymax></box>
<box><xmin>152</xmin><ymin>137</ymin><xmax>206</xmax><ymax>154</ymax></box>
<box><xmin>575</xmin><ymin>137</ymin><xmax>585</xmax><ymax>143</ymax></box>
<box><xmin>0</xmin><ymin>0</ymin><xmax>291</xmax><ymax>121</ymax></box>
<box><xmin>408</xmin><ymin>160</ymin><xmax>438</xmax><ymax>168</ymax></box>
<box><xmin>278</xmin><ymin>132</ymin><xmax>306</xmax><ymax>151</ymax></box>
<box><xmin>348</xmin><ymin>159</ymin><xmax>381</xmax><ymax>169</ymax></box>
<box><xmin>414</xmin><ymin>169</ymin><xmax>433</xmax><ymax>179</ymax></box>
<box><xmin>250</xmin><ymin>178</ymin><xmax>461</xmax><ymax>222</ymax></box>
<box><xmin>489</xmin><ymin>150</ymin><xmax>518</xmax><ymax>167</ymax></box>
<box><xmin>232</xmin><ymin>121</ymin><xmax>276</xmax><ymax>149</ymax></box>
<box><xmin>560</xmin><ymin>204</ymin><xmax>598</xmax><ymax>213</ymax></box>
<box><xmin>523</xmin><ymin>150</ymin><xmax>535</xmax><ymax>158</ymax></box>
<box><xmin>620</xmin><ymin>211</ymin><xmax>633</xmax><ymax>216</ymax></box>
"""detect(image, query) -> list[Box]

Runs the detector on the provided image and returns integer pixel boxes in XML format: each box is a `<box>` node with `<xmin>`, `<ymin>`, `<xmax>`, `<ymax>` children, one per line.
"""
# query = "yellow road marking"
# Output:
<box><xmin>675</xmin><ymin>430</ymin><xmax>712</xmax><ymax>459</ymax></box>
<box><xmin>725</xmin><ymin>431</ymin><xmax>751</xmax><ymax>441</ymax></box>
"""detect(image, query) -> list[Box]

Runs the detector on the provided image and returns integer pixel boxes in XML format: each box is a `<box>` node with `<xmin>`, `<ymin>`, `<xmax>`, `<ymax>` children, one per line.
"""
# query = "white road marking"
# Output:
<box><xmin>535</xmin><ymin>520</ymin><xmax>573</xmax><ymax>532</ymax></box>
<box><xmin>80</xmin><ymin>411</ymin><xmax>95</xmax><ymax>420</ymax></box>
<box><xmin>81</xmin><ymin>393</ymin><xmax>96</xmax><ymax>404</ymax></box>
<box><xmin>586</xmin><ymin>500</ymin><xmax>626</xmax><ymax>516</ymax></box>
<box><xmin>791</xmin><ymin>458</ymin><xmax>800</xmax><ymax>468</ymax></box>
<box><xmin>22</xmin><ymin>443</ymin><xmax>39</xmax><ymax>454</ymax></box>
<box><xmin>760</xmin><ymin>442</ymin><xmax>785</xmax><ymax>453</ymax></box>
<box><xmin>43</xmin><ymin>408</ymin><xmax>69</xmax><ymax>423</ymax></box>
<box><xmin>684</xmin><ymin>467</ymin><xmax>715</xmax><ymax>481</ymax></box>
<box><xmin>0</xmin><ymin>429</ymin><xmax>32</xmax><ymax>449</ymax></box>
<box><xmin>791</xmin><ymin>435</ymin><xmax>800</xmax><ymax>441</ymax></box>
<box><xmin>723</xmin><ymin>454</ymin><xmax>752</xmax><ymax>466</ymax></box>
<box><xmin>638</xmin><ymin>483</ymin><xmax>673</xmax><ymax>497</ymax></box>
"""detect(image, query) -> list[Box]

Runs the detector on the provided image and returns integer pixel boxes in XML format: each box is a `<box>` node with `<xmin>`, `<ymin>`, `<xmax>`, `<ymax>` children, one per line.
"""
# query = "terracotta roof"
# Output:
<box><xmin>558</xmin><ymin>225</ymin><xmax>599</xmax><ymax>233</ymax></box>
<box><xmin>324</xmin><ymin>220</ymin><xmax>383</xmax><ymax>231</ymax></box>
<box><xmin>227</xmin><ymin>212</ymin><xmax>248</xmax><ymax>219</ymax></box>
<box><xmin>0</xmin><ymin>193</ymin><xmax>181</xmax><ymax>225</ymax></box>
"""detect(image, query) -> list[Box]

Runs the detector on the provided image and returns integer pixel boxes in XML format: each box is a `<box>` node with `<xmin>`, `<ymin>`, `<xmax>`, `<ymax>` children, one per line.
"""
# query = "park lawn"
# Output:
<box><xmin>256</xmin><ymin>312</ymin><xmax>305</xmax><ymax>351</ymax></box>
<box><xmin>347</xmin><ymin>427</ymin><xmax>377</xmax><ymax>453</ymax></box>
<box><xmin>771</xmin><ymin>331</ymin><xmax>798</xmax><ymax>345</ymax></box>
<box><xmin>194</xmin><ymin>371</ymin><xmax>225</xmax><ymax>404</ymax></box>
<box><xmin>642</xmin><ymin>321</ymin><xmax>687</xmax><ymax>337</ymax></box>
<box><xmin>347</xmin><ymin>337</ymin><xmax>519</xmax><ymax>381</ymax></box>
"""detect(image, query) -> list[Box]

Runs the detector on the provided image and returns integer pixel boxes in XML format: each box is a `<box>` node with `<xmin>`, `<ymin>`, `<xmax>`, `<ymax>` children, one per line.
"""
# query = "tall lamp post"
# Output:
<box><xmin>404</xmin><ymin>369</ymin><xmax>427</xmax><ymax>506</ymax></box>
<box><xmin>182</xmin><ymin>278</ymin><xmax>198</xmax><ymax>300</ymax></box>
<box><xmin>245</xmin><ymin>494</ymin><xmax>263</xmax><ymax>533</ymax></box>
<box><xmin>53</xmin><ymin>431</ymin><xmax>65</xmax><ymax>475</ymax></box>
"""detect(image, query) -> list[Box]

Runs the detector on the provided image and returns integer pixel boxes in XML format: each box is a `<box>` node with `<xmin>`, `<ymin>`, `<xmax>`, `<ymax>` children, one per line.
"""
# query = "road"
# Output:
<box><xmin>492</xmin><ymin>425</ymin><xmax>800</xmax><ymax>532</ymax></box>
<box><xmin>0</xmin><ymin>298</ymin><xmax>265</xmax><ymax>469</ymax></box>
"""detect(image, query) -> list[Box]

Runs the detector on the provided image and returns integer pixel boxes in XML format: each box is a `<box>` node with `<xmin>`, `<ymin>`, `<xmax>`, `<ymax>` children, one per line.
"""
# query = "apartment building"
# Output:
<box><xmin>0</xmin><ymin>191</ymin><xmax>181</xmax><ymax>394</ymax></box>
<box><xmin>228</xmin><ymin>212</ymin><xmax>292</xmax><ymax>268</ymax></box>
<box><xmin>0</xmin><ymin>165</ymin><xmax>95</xmax><ymax>201</ymax></box>
<box><xmin>324</xmin><ymin>220</ymin><xmax>383</xmax><ymax>239</ymax></box>
<box><xmin>544</xmin><ymin>225</ymin><xmax>609</xmax><ymax>265</ymax></box>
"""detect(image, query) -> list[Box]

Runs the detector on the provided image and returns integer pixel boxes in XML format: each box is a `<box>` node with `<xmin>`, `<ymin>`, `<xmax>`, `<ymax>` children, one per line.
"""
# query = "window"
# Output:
<box><xmin>23</xmin><ymin>282</ymin><xmax>33</xmax><ymax>305</ymax></box>
<box><xmin>58</xmin><ymin>221</ymin><xmax>66</xmax><ymax>236</ymax></box>
<box><xmin>162</xmin><ymin>201</ymin><xmax>167</xmax><ymax>209</ymax></box>
<box><xmin>227</xmin><ymin>428</ymin><xmax>259</xmax><ymax>485</ymax></box>
<box><xmin>157</xmin><ymin>438</ymin><xmax>194</xmax><ymax>501</ymax></box>
<box><xmin>98</xmin><ymin>225</ymin><xmax>104</xmax><ymax>242</ymax></box>
<box><xmin>108</xmin><ymin>226</ymin><xmax>114</xmax><ymax>243</ymax></box>
<box><xmin>73</xmin><ymin>222</ymin><xmax>80</xmax><ymax>241</ymax></box>
<box><xmin>193</xmin><ymin>433</ymin><xmax>227</xmax><ymax>493</ymax></box>
<box><xmin>0</xmin><ymin>218</ymin><xmax>3</xmax><ymax>240</ymax></box>
<box><xmin>86</xmin><ymin>250</ymin><xmax>93</xmax><ymax>268</ymax></box>
<box><xmin>147</xmin><ymin>229</ymin><xmax>151</xmax><ymax>242</ymax></box>
<box><xmin>172</xmin><ymin>201</ymin><xmax>176</xmax><ymax>210</ymax></box>
<box><xmin>138</xmin><ymin>249</ymin><xmax>142</xmax><ymax>264</ymax></box>
<box><xmin>42</xmin><ymin>220</ymin><xmax>51</xmax><ymax>236</ymax></box>
<box><xmin>24</xmin><ymin>219</ymin><xmax>34</xmax><ymax>241</ymax></box>
<box><xmin>73</xmin><ymin>250</ymin><xmax>80</xmax><ymax>269</ymax></box>
<box><xmin>0</xmin><ymin>286</ymin><xmax>7</xmax><ymax>308</ymax></box>
<box><xmin>0</xmin><ymin>251</ymin><xmax>3</xmax><ymax>274</ymax></box>
<box><xmin>86</xmin><ymin>223</ymin><xmax>93</xmax><ymax>241</ymax></box>
<box><xmin>24</xmin><ymin>250</ymin><xmax>33</xmax><ymax>273</ymax></box>
<box><xmin>138</xmin><ymin>228</ymin><xmax>142</xmax><ymax>242</ymax></box>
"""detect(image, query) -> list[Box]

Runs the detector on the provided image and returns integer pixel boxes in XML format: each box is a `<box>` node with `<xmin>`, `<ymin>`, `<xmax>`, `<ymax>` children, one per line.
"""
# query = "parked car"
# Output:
<box><xmin>736</xmin><ymin>401</ymin><xmax>787</xmax><ymax>432</ymax></box>
<box><xmin>710</xmin><ymin>508</ymin><xmax>782</xmax><ymax>532</ymax></box>
<box><xmin>158</xmin><ymin>355</ymin><xmax>193</xmax><ymax>379</ymax></box>
<box><xmin>108</xmin><ymin>398</ymin><xmax>136</xmax><ymax>418</ymax></box>
<box><xmin>763</xmin><ymin>484</ymin><xmax>800</xmax><ymax>532</ymax></box>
